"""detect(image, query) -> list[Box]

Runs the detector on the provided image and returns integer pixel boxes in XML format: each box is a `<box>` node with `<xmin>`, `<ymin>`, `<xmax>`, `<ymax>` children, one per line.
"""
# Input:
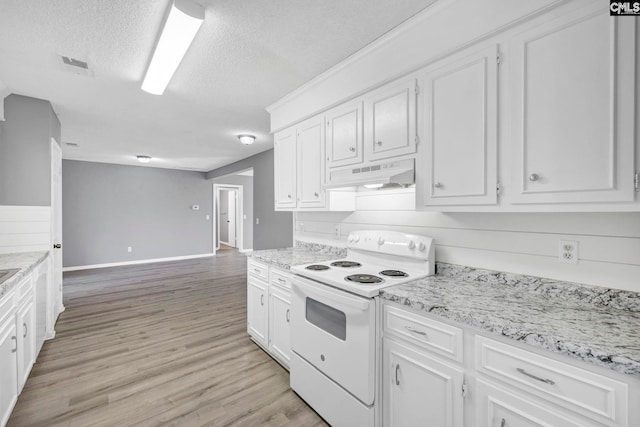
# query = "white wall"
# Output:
<box><xmin>0</xmin><ymin>205</ymin><xmax>50</xmax><ymax>254</ymax></box>
<box><xmin>295</xmin><ymin>189</ymin><xmax>640</xmax><ymax>293</ymax></box>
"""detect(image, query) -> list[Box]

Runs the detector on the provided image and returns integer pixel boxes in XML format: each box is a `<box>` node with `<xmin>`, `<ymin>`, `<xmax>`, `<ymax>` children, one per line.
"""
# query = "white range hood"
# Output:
<box><xmin>324</xmin><ymin>158</ymin><xmax>414</xmax><ymax>189</ymax></box>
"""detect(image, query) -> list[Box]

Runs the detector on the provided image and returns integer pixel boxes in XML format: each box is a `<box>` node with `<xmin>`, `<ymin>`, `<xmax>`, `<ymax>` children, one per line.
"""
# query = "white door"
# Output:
<box><xmin>297</xmin><ymin>116</ymin><xmax>325</xmax><ymax>209</ymax></box>
<box><xmin>326</xmin><ymin>100</ymin><xmax>364</xmax><ymax>169</ymax></box>
<box><xmin>227</xmin><ymin>190</ymin><xmax>236</xmax><ymax>248</ymax></box>
<box><xmin>509</xmin><ymin>5</ymin><xmax>636</xmax><ymax>204</ymax></box>
<box><xmin>0</xmin><ymin>318</ymin><xmax>18</xmax><ymax>427</ymax></box>
<box><xmin>247</xmin><ymin>277</ymin><xmax>268</xmax><ymax>347</ymax></box>
<box><xmin>268</xmin><ymin>286</ymin><xmax>291</xmax><ymax>367</ymax></box>
<box><xmin>383</xmin><ymin>338</ymin><xmax>464</xmax><ymax>427</ymax></box>
<box><xmin>51</xmin><ymin>139</ymin><xmax>63</xmax><ymax>316</ymax></box>
<box><xmin>365</xmin><ymin>77</ymin><xmax>418</xmax><ymax>161</ymax></box>
<box><xmin>274</xmin><ymin>127</ymin><xmax>297</xmax><ymax>209</ymax></box>
<box><xmin>422</xmin><ymin>45</ymin><xmax>498</xmax><ymax>206</ymax></box>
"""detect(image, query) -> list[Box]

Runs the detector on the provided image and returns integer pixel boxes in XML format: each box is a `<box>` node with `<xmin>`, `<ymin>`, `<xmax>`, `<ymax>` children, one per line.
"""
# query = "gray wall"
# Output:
<box><xmin>0</xmin><ymin>94</ymin><xmax>61</xmax><ymax>206</ymax></box>
<box><xmin>207</xmin><ymin>149</ymin><xmax>292</xmax><ymax>250</ymax></box>
<box><xmin>63</xmin><ymin>160</ymin><xmax>213</xmax><ymax>267</ymax></box>
<box><xmin>213</xmin><ymin>174</ymin><xmax>253</xmax><ymax>250</ymax></box>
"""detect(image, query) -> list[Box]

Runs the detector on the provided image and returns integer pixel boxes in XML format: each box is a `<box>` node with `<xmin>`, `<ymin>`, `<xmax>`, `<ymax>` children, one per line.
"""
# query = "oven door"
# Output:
<box><xmin>291</xmin><ymin>275</ymin><xmax>376</xmax><ymax>405</ymax></box>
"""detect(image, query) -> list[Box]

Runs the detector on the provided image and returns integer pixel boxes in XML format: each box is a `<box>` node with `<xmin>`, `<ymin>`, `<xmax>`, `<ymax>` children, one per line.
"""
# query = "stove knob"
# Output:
<box><xmin>353</xmin><ymin>234</ymin><xmax>360</xmax><ymax>243</ymax></box>
<box><xmin>348</xmin><ymin>235</ymin><xmax>354</xmax><ymax>243</ymax></box>
<box><xmin>377</xmin><ymin>236</ymin><xmax>385</xmax><ymax>246</ymax></box>
<box><xmin>418</xmin><ymin>241</ymin><xmax>426</xmax><ymax>251</ymax></box>
<box><xmin>408</xmin><ymin>240</ymin><xmax>416</xmax><ymax>250</ymax></box>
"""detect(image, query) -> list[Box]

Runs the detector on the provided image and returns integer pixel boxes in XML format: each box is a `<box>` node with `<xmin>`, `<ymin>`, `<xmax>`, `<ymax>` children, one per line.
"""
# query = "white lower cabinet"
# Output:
<box><xmin>383</xmin><ymin>337</ymin><xmax>464</xmax><ymax>427</ymax></box>
<box><xmin>247</xmin><ymin>259</ymin><xmax>292</xmax><ymax>369</ymax></box>
<box><xmin>16</xmin><ymin>293</ymin><xmax>36</xmax><ymax>392</ymax></box>
<box><xmin>382</xmin><ymin>301</ymin><xmax>639</xmax><ymax>427</ymax></box>
<box><xmin>0</xmin><ymin>313</ymin><xmax>18</xmax><ymax>427</ymax></box>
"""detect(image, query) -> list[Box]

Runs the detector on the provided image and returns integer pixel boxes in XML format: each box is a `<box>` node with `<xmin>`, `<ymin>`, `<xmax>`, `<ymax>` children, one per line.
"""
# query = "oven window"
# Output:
<box><xmin>306</xmin><ymin>297</ymin><xmax>346</xmax><ymax>341</ymax></box>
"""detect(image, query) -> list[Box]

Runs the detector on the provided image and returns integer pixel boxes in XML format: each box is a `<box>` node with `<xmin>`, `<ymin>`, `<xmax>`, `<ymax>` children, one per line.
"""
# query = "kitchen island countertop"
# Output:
<box><xmin>381</xmin><ymin>263</ymin><xmax>640</xmax><ymax>378</ymax></box>
<box><xmin>0</xmin><ymin>251</ymin><xmax>49</xmax><ymax>299</ymax></box>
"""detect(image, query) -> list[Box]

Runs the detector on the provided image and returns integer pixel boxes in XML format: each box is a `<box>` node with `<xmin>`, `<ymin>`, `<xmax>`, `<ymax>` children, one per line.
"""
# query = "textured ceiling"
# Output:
<box><xmin>0</xmin><ymin>0</ymin><xmax>435</xmax><ymax>171</ymax></box>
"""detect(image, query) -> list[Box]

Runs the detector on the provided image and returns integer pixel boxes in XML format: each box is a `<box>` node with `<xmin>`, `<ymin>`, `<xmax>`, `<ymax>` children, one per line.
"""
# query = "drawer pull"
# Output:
<box><xmin>277</xmin><ymin>278</ymin><xmax>286</xmax><ymax>284</ymax></box>
<box><xmin>260</xmin><ymin>294</ymin><xmax>264</xmax><ymax>306</ymax></box>
<box><xmin>404</xmin><ymin>325</ymin><xmax>428</xmax><ymax>337</ymax></box>
<box><xmin>23</xmin><ymin>322</ymin><xmax>27</xmax><ymax>338</ymax></box>
<box><xmin>286</xmin><ymin>308</ymin><xmax>290</xmax><ymax>323</ymax></box>
<box><xmin>11</xmin><ymin>336</ymin><xmax>17</xmax><ymax>353</ymax></box>
<box><xmin>501</xmin><ymin>419</ymin><xmax>506</xmax><ymax>427</ymax></box>
<box><xmin>253</xmin><ymin>268</ymin><xmax>261</xmax><ymax>274</ymax></box>
<box><xmin>517</xmin><ymin>367</ymin><xmax>555</xmax><ymax>385</ymax></box>
<box><xmin>395</xmin><ymin>364</ymin><xmax>400</xmax><ymax>386</ymax></box>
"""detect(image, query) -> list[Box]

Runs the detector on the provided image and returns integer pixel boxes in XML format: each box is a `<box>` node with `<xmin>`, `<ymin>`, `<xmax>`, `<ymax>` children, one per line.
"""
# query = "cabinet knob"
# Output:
<box><xmin>434</xmin><ymin>181</ymin><xmax>443</xmax><ymax>189</ymax></box>
<box><xmin>529</xmin><ymin>173</ymin><xmax>539</xmax><ymax>182</ymax></box>
<box><xmin>349</xmin><ymin>146</ymin><xmax>355</xmax><ymax>152</ymax></box>
<box><xmin>314</xmin><ymin>192</ymin><xmax>319</xmax><ymax>197</ymax></box>
<box><xmin>376</xmin><ymin>141</ymin><xmax>383</xmax><ymax>146</ymax></box>
<box><xmin>287</xmin><ymin>194</ymin><xmax>292</xmax><ymax>199</ymax></box>
<box><xmin>501</xmin><ymin>419</ymin><xmax>506</xmax><ymax>427</ymax></box>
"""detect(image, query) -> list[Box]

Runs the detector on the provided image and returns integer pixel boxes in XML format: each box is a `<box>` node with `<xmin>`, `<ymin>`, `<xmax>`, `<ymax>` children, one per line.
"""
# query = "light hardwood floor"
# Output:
<box><xmin>8</xmin><ymin>251</ymin><xmax>328</xmax><ymax>427</ymax></box>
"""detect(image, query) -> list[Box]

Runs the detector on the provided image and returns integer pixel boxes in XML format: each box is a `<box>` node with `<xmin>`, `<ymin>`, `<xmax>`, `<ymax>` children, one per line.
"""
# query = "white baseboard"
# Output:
<box><xmin>63</xmin><ymin>253</ymin><xmax>215</xmax><ymax>272</ymax></box>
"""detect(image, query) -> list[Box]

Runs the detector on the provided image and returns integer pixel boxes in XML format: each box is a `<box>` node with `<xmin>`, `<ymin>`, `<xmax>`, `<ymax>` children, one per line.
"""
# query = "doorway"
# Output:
<box><xmin>213</xmin><ymin>184</ymin><xmax>243</xmax><ymax>254</ymax></box>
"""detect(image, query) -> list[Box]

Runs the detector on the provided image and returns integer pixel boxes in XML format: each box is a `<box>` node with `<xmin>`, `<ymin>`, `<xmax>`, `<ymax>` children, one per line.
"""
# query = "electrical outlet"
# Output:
<box><xmin>558</xmin><ymin>240</ymin><xmax>578</xmax><ymax>264</ymax></box>
<box><xmin>127</xmin><ymin>246</ymin><xmax>133</xmax><ymax>253</ymax></box>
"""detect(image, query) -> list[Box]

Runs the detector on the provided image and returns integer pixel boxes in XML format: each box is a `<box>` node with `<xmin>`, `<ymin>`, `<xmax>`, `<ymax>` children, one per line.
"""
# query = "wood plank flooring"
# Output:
<box><xmin>8</xmin><ymin>251</ymin><xmax>328</xmax><ymax>427</ymax></box>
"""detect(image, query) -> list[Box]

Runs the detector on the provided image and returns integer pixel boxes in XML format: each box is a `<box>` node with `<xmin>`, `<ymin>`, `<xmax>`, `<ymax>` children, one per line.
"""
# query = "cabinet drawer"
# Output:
<box><xmin>270</xmin><ymin>268</ymin><xmax>291</xmax><ymax>290</ymax></box>
<box><xmin>247</xmin><ymin>259</ymin><xmax>268</xmax><ymax>281</ymax></box>
<box><xmin>475</xmin><ymin>335</ymin><xmax>628</xmax><ymax>426</ymax></box>
<box><xmin>383</xmin><ymin>304</ymin><xmax>463</xmax><ymax>362</ymax></box>
<box><xmin>0</xmin><ymin>289</ymin><xmax>16</xmax><ymax>325</ymax></box>
<box><xmin>17</xmin><ymin>275</ymin><xmax>32</xmax><ymax>300</ymax></box>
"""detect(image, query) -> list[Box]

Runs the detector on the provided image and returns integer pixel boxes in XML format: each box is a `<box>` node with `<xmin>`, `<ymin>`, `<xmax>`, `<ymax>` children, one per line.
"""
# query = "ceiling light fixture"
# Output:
<box><xmin>141</xmin><ymin>0</ymin><xmax>205</xmax><ymax>95</ymax></box>
<box><xmin>237</xmin><ymin>134</ymin><xmax>256</xmax><ymax>145</ymax></box>
<box><xmin>137</xmin><ymin>155</ymin><xmax>152</xmax><ymax>163</ymax></box>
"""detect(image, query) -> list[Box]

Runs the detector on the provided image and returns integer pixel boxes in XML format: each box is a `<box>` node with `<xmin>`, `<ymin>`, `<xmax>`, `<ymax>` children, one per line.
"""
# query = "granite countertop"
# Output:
<box><xmin>0</xmin><ymin>251</ymin><xmax>49</xmax><ymax>300</ymax></box>
<box><xmin>381</xmin><ymin>263</ymin><xmax>640</xmax><ymax>378</ymax></box>
<box><xmin>247</xmin><ymin>241</ymin><xmax>346</xmax><ymax>270</ymax></box>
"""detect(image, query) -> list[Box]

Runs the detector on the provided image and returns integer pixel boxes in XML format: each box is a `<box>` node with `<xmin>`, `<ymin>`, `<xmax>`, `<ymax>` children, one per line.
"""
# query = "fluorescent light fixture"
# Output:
<box><xmin>137</xmin><ymin>155</ymin><xmax>152</xmax><ymax>163</ymax></box>
<box><xmin>141</xmin><ymin>0</ymin><xmax>205</xmax><ymax>95</ymax></box>
<box><xmin>363</xmin><ymin>183</ymin><xmax>385</xmax><ymax>189</ymax></box>
<box><xmin>237</xmin><ymin>134</ymin><xmax>256</xmax><ymax>145</ymax></box>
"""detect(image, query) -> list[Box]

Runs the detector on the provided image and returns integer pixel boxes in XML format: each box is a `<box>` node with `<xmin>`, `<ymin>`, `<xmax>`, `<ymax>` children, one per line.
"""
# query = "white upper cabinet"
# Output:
<box><xmin>297</xmin><ymin>116</ymin><xmax>326</xmax><ymax>209</ymax></box>
<box><xmin>509</xmin><ymin>5</ymin><xmax>636</xmax><ymax>204</ymax></box>
<box><xmin>274</xmin><ymin>127</ymin><xmax>297</xmax><ymax>210</ymax></box>
<box><xmin>365</xmin><ymin>77</ymin><xmax>418</xmax><ymax>161</ymax></box>
<box><xmin>325</xmin><ymin>100</ymin><xmax>364</xmax><ymax>169</ymax></box>
<box><xmin>421</xmin><ymin>44</ymin><xmax>499</xmax><ymax>206</ymax></box>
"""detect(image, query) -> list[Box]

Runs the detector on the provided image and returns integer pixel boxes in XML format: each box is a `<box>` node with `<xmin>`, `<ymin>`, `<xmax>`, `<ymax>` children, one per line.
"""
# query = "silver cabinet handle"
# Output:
<box><xmin>376</xmin><ymin>141</ymin><xmax>383</xmax><ymax>146</ymax></box>
<box><xmin>287</xmin><ymin>194</ymin><xmax>292</xmax><ymax>199</ymax></box>
<box><xmin>501</xmin><ymin>419</ymin><xmax>506</xmax><ymax>427</ymax></box>
<box><xmin>260</xmin><ymin>294</ymin><xmax>264</xmax><ymax>306</ymax></box>
<box><xmin>404</xmin><ymin>325</ymin><xmax>428</xmax><ymax>337</ymax></box>
<box><xmin>277</xmin><ymin>278</ymin><xmax>286</xmax><ymax>284</ymax></box>
<box><xmin>529</xmin><ymin>173</ymin><xmax>539</xmax><ymax>182</ymax></box>
<box><xmin>314</xmin><ymin>192</ymin><xmax>319</xmax><ymax>197</ymax></box>
<box><xmin>23</xmin><ymin>323</ymin><xmax>27</xmax><ymax>338</ymax></box>
<box><xmin>395</xmin><ymin>364</ymin><xmax>400</xmax><ymax>386</ymax></box>
<box><xmin>253</xmin><ymin>268</ymin><xmax>261</xmax><ymax>274</ymax></box>
<box><xmin>434</xmin><ymin>182</ymin><xmax>442</xmax><ymax>189</ymax></box>
<box><xmin>516</xmin><ymin>368</ymin><xmax>555</xmax><ymax>385</ymax></box>
<box><xmin>286</xmin><ymin>308</ymin><xmax>290</xmax><ymax>323</ymax></box>
<box><xmin>349</xmin><ymin>146</ymin><xmax>355</xmax><ymax>152</ymax></box>
<box><xmin>11</xmin><ymin>336</ymin><xmax>17</xmax><ymax>353</ymax></box>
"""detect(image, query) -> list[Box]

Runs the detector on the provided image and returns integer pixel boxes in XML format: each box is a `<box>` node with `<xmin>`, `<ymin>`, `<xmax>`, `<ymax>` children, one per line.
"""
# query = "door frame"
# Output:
<box><xmin>50</xmin><ymin>138</ymin><xmax>64</xmax><ymax>321</ymax></box>
<box><xmin>212</xmin><ymin>184</ymin><xmax>243</xmax><ymax>254</ymax></box>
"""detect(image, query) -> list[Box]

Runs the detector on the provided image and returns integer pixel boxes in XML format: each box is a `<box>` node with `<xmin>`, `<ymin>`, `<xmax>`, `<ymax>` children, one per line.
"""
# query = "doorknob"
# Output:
<box><xmin>53</xmin><ymin>243</ymin><xmax>62</xmax><ymax>249</ymax></box>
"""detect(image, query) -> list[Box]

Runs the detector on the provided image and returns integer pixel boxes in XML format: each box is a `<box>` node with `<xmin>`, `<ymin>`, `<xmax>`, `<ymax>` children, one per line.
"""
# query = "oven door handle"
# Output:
<box><xmin>292</xmin><ymin>280</ymin><xmax>370</xmax><ymax>312</ymax></box>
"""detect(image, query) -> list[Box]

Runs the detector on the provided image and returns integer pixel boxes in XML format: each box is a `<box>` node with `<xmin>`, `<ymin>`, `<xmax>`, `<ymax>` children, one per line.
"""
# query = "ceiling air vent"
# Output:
<box><xmin>60</xmin><ymin>55</ymin><xmax>92</xmax><ymax>76</ymax></box>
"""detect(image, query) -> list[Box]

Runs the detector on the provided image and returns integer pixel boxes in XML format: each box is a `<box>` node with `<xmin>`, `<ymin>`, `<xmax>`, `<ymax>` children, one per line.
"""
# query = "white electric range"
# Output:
<box><xmin>289</xmin><ymin>231</ymin><xmax>435</xmax><ymax>427</ymax></box>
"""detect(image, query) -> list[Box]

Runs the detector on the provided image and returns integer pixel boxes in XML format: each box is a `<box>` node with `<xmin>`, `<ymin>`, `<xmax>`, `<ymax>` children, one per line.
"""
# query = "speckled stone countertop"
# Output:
<box><xmin>381</xmin><ymin>263</ymin><xmax>640</xmax><ymax>378</ymax></box>
<box><xmin>247</xmin><ymin>241</ymin><xmax>346</xmax><ymax>270</ymax></box>
<box><xmin>0</xmin><ymin>251</ymin><xmax>49</xmax><ymax>299</ymax></box>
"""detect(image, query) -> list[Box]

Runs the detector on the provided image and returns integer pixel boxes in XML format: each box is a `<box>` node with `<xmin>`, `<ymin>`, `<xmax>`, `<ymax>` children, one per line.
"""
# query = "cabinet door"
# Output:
<box><xmin>509</xmin><ymin>5</ymin><xmax>636</xmax><ymax>204</ymax></box>
<box><xmin>247</xmin><ymin>277</ymin><xmax>268</xmax><ymax>347</ymax></box>
<box><xmin>383</xmin><ymin>338</ymin><xmax>464</xmax><ymax>427</ymax></box>
<box><xmin>297</xmin><ymin>116</ymin><xmax>326</xmax><ymax>209</ymax></box>
<box><xmin>268</xmin><ymin>287</ymin><xmax>291</xmax><ymax>367</ymax></box>
<box><xmin>326</xmin><ymin>100</ymin><xmax>363</xmax><ymax>168</ymax></box>
<box><xmin>365</xmin><ymin>77</ymin><xmax>418</xmax><ymax>161</ymax></box>
<box><xmin>17</xmin><ymin>297</ymin><xmax>35</xmax><ymax>392</ymax></box>
<box><xmin>274</xmin><ymin>127</ymin><xmax>297</xmax><ymax>210</ymax></box>
<box><xmin>475</xmin><ymin>379</ymin><xmax>601</xmax><ymax>427</ymax></box>
<box><xmin>423</xmin><ymin>45</ymin><xmax>498</xmax><ymax>206</ymax></box>
<box><xmin>0</xmin><ymin>318</ymin><xmax>18</xmax><ymax>427</ymax></box>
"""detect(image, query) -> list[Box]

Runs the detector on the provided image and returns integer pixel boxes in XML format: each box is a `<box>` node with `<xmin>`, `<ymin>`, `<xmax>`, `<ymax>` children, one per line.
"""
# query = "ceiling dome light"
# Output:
<box><xmin>137</xmin><ymin>155</ymin><xmax>152</xmax><ymax>163</ymax></box>
<box><xmin>237</xmin><ymin>134</ymin><xmax>256</xmax><ymax>145</ymax></box>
